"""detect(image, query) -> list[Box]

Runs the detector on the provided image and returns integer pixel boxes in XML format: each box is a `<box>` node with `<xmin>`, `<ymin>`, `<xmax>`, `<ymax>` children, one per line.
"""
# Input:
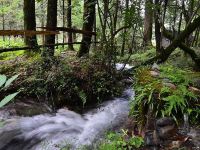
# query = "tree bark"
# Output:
<box><xmin>67</xmin><ymin>0</ymin><xmax>74</xmax><ymax>50</ymax></box>
<box><xmin>121</xmin><ymin>0</ymin><xmax>129</xmax><ymax>56</ymax></box>
<box><xmin>159</xmin><ymin>16</ymin><xmax>200</xmax><ymax>63</ymax></box>
<box><xmin>43</xmin><ymin>0</ymin><xmax>58</xmax><ymax>58</ymax></box>
<box><xmin>163</xmin><ymin>28</ymin><xmax>200</xmax><ymax>67</ymax></box>
<box><xmin>23</xmin><ymin>0</ymin><xmax>38</xmax><ymax>50</ymax></box>
<box><xmin>143</xmin><ymin>0</ymin><xmax>153</xmax><ymax>46</ymax></box>
<box><xmin>154</xmin><ymin>0</ymin><xmax>162</xmax><ymax>54</ymax></box>
<box><xmin>78</xmin><ymin>0</ymin><xmax>96</xmax><ymax>57</ymax></box>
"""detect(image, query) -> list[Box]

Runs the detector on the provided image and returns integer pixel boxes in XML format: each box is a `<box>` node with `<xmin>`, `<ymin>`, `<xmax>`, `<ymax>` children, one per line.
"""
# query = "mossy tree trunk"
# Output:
<box><xmin>78</xmin><ymin>0</ymin><xmax>96</xmax><ymax>57</ymax></box>
<box><xmin>42</xmin><ymin>0</ymin><xmax>58</xmax><ymax>58</ymax></box>
<box><xmin>23</xmin><ymin>0</ymin><xmax>38</xmax><ymax>52</ymax></box>
<box><xmin>159</xmin><ymin>16</ymin><xmax>200</xmax><ymax>63</ymax></box>
<box><xmin>154</xmin><ymin>0</ymin><xmax>162</xmax><ymax>54</ymax></box>
<box><xmin>143</xmin><ymin>0</ymin><xmax>153</xmax><ymax>47</ymax></box>
<box><xmin>163</xmin><ymin>28</ymin><xmax>200</xmax><ymax>68</ymax></box>
<box><xmin>67</xmin><ymin>0</ymin><xmax>74</xmax><ymax>51</ymax></box>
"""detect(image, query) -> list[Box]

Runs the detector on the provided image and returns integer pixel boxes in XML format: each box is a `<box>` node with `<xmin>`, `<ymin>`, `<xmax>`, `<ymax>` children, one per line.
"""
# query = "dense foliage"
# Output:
<box><xmin>130</xmin><ymin>65</ymin><xmax>200</xmax><ymax>127</ymax></box>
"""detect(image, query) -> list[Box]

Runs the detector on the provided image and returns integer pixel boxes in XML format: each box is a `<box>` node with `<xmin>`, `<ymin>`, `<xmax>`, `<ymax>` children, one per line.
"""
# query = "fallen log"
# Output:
<box><xmin>130</xmin><ymin>16</ymin><xmax>200</xmax><ymax>70</ymax></box>
<box><xmin>163</xmin><ymin>28</ymin><xmax>200</xmax><ymax>67</ymax></box>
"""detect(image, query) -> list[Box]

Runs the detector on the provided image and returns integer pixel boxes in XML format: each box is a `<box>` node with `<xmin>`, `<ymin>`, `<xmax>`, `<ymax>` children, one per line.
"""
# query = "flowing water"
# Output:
<box><xmin>0</xmin><ymin>88</ymin><xmax>134</xmax><ymax>150</ymax></box>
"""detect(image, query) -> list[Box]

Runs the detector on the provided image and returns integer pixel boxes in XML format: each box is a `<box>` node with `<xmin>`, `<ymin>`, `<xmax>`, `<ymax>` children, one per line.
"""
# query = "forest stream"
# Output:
<box><xmin>0</xmin><ymin>88</ymin><xmax>134</xmax><ymax>150</ymax></box>
<box><xmin>0</xmin><ymin>64</ymin><xmax>134</xmax><ymax>150</ymax></box>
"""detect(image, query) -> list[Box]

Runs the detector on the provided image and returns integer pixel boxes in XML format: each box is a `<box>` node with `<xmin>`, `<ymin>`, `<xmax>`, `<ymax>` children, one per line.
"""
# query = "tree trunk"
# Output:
<box><xmin>143</xmin><ymin>0</ymin><xmax>153</xmax><ymax>47</ymax></box>
<box><xmin>121</xmin><ymin>0</ymin><xmax>129</xmax><ymax>56</ymax></box>
<box><xmin>78</xmin><ymin>0</ymin><xmax>96</xmax><ymax>57</ymax></box>
<box><xmin>67</xmin><ymin>0</ymin><xmax>74</xmax><ymax>50</ymax></box>
<box><xmin>163</xmin><ymin>28</ymin><xmax>200</xmax><ymax>67</ymax></box>
<box><xmin>1</xmin><ymin>1</ymin><xmax>5</xmax><ymax>41</ymax></box>
<box><xmin>154</xmin><ymin>0</ymin><xmax>162</xmax><ymax>54</ymax></box>
<box><xmin>23</xmin><ymin>0</ymin><xmax>38</xmax><ymax>50</ymax></box>
<box><xmin>159</xmin><ymin>16</ymin><xmax>200</xmax><ymax>63</ymax></box>
<box><xmin>43</xmin><ymin>0</ymin><xmax>57</xmax><ymax>58</ymax></box>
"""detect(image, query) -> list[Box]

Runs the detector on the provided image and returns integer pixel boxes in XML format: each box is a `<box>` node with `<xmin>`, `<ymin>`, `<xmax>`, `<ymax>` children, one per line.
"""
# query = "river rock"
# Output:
<box><xmin>144</xmin><ymin>130</ymin><xmax>160</xmax><ymax>146</ymax></box>
<box><xmin>156</xmin><ymin>117</ymin><xmax>177</xmax><ymax>140</ymax></box>
<box><xmin>150</xmin><ymin>71</ymin><xmax>160</xmax><ymax>77</ymax></box>
<box><xmin>187</xmin><ymin>128</ymin><xmax>200</xmax><ymax>148</ymax></box>
<box><xmin>163</xmin><ymin>82</ymin><xmax>177</xmax><ymax>90</ymax></box>
<box><xmin>0</xmin><ymin>99</ymin><xmax>52</xmax><ymax>120</ymax></box>
<box><xmin>152</xmin><ymin>63</ymin><xmax>160</xmax><ymax>71</ymax></box>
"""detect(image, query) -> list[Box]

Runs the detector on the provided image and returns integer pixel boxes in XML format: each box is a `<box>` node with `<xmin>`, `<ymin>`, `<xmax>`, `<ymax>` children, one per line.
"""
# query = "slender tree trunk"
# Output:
<box><xmin>43</xmin><ymin>0</ymin><xmax>58</xmax><ymax>58</ymax></box>
<box><xmin>1</xmin><ymin>1</ymin><xmax>5</xmax><ymax>41</ymax></box>
<box><xmin>41</xmin><ymin>1</ymin><xmax>45</xmax><ymax>45</ymax></box>
<box><xmin>67</xmin><ymin>0</ymin><xmax>74</xmax><ymax>50</ymax></box>
<box><xmin>78</xmin><ymin>0</ymin><xmax>96</xmax><ymax>57</ymax></box>
<box><xmin>143</xmin><ymin>0</ymin><xmax>153</xmax><ymax>46</ymax></box>
<box><xmin>121</xmin><ymin>0</ymin><xmax>129</xmax><ymax>56</ymax></box>
<box><xmin>154</xmin><ymin>0</ymin><xmax>162</xmax><ymax>54</ymax></box>
<box><xmin>23</xmin><ymin>0</ymin><xmax>38</xmax><ymax>50</ymax></box>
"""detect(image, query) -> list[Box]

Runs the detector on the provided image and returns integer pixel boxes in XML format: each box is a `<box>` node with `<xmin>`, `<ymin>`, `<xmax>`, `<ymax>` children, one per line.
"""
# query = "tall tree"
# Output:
<box><xmin>23</xmin><ymin>0</ymin><xmax>38</xmax><ymax>49</ymax></box>
<box><xmin>121</xmin><ymin>0</ymin><xmax>129</xmax><ymax>56</ymax></box>
<box><xmin>78</xmin><ymin>0</ymin><xmax>96</xmax><ymax>57</ymax></box>
<box><xmin>143</xmin><ymin>0</ymin><xmax>153</xmax><ymax>46</ymax></box>
<box><xmin>1</xmin><ymin>1</ymin><xmax>5</xmax><ymax>41</ymax></box>
<box><xmin>67</xmin><ymin>0</ymin><xmax>74</xmax><ymax>50</ymax></box>
<box><xmin>154</xmin><ymin>0</ymin><xmax>162</xmax><ymax>54</ymax></box>
<box><xmin>43</xmin><ymin>0</ymin><xmax>58</xmax><ymax>58</ymax></box>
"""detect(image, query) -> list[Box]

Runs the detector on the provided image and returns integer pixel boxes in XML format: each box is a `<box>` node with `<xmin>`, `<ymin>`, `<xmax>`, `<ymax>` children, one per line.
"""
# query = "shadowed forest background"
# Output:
<box><xmin>0</xmin><ymin>0</ymin><xmax>200</xmax><ymax>149</ymax></box>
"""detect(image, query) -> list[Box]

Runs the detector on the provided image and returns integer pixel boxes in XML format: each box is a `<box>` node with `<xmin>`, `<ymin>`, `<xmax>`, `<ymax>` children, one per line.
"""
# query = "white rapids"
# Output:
<box><xmin>0</xmin><ymin>89</ymin><xmax>134</xmax><ymax>150</ymax></box>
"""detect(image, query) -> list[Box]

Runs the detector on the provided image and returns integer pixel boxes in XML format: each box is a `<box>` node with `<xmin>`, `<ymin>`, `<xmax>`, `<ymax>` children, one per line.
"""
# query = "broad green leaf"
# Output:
<box><xmin>0</xmin><ymin>92</ymin><xmax>19</xmax><ymax>108</ymax></box>
<box><xmin>4</xmin><ymin>74</ymin><xmax>19</xmax><ymax>88</ymax></box>
<box><xmin>0</xmin><ymin>75</ymin><xmax>7</xmax><ymax>88</ymax></box>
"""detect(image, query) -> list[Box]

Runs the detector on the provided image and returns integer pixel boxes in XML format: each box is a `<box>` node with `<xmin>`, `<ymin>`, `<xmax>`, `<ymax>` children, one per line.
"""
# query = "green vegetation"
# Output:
<box><xmin>130</xmin><ymin>65</ymin><xmax>200</xmax><ymax>128</ymax></box>
<box><xmin>0</xmin><ymin>0</ymin><xmax>200</xmax><ymax>149</ymax></box>
<box><xmin>98</xmin><ymin>130</ymin><xmax>144</xmax><ymax>150</ymax></box>
<box><xmin>0</xmin><ymin>74</ymin><xmax>19</xmax><ymax>108</ymax></box>
<box><xmin>0</xmin><ymin>55</ymin><xmax>123</xmax><ymax>110</ymax></box>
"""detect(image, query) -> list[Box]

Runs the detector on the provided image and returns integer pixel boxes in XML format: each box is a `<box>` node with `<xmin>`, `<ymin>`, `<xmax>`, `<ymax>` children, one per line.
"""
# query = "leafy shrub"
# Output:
<box><xmin>98</xmin><ymin>130</ymin><xmax>144</xmax><ymax>150</ymax></box>
<box><xmin>0</xmin><ymin>74</ymin><xmax>19</xmax><ymax>108</ymax></box>
<box><xmin>17</xmin><ymin>57</ymin><xmax>123</xmax><ymax>109</ymax></box>
<box><xmin>130</xmin><ymin>65</ymin><xmax>200</xmax><ymax>127</ymax></box>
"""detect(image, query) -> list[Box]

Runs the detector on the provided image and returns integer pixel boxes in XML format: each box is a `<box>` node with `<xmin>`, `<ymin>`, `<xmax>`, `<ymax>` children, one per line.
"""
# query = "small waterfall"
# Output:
<box><xmin>0</xmin><ymin>88</ymin><xmax>134</xmax><ymax>150</ymax></box>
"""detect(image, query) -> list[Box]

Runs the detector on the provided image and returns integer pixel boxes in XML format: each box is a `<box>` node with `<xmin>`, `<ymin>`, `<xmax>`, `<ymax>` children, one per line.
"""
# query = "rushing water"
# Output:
<box><xmin>0</xmin><ymin>88</ymin><xmax>134</xmax><ymax>150</ymax></box>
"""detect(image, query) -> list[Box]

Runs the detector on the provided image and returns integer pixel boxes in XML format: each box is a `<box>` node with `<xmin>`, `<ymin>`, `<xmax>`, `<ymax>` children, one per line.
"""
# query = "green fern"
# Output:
<box><xmin>130</xmin><ymin>65</ymin><xmax>200</xmax><ymax>127</ymax></box>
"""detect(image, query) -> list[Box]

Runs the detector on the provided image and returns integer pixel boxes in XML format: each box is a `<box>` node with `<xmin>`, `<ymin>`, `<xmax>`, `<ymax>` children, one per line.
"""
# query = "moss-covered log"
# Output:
<box><xmin>159</xmin><ymin>16</ymin><xmax>200</xmax><ymax>63</ymax></box>
<box><xmin>163</xmin><ymin>28</ymin><xmax>200</xmax><ymax>67</ymax></box>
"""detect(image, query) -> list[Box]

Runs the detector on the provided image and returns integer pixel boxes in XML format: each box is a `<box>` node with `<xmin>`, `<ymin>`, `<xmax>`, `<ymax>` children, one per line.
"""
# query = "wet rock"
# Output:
<box><xmin>188</xmin><ymin>86</ymin><xmax>200</xmax><ymax>95</ymax></box>
<box><xmin>187</xmin><ymin>128</ymin><xmax>200</xmax><ymax>148</ymax></box>
<box><xmin>152</xmin><ymin>63</ymin><xmax>160</xmax><ymax>71</ymax></box>
<box><xmin>162</xmin><ymin>82</ymin><xmax>176</xmax><ymax>90</ymax></box>
<box><xmin>150</xmin><ymin>71</ymin><xmax>160</xmax><ymax>77</ymax></box>
<box><xmin>156</xmin><ymin>117</ymin><xmax>177</xmax><ymax>140</ymax></box>
<box><xmin>144</xmin><ymin>130</ymin><xmax>160</xmax><ymax>146</ymax></box>
<box><xmin>0</xmin><ymin>99</ymin><xmax>52</xmax><ymax>120</ymax></box>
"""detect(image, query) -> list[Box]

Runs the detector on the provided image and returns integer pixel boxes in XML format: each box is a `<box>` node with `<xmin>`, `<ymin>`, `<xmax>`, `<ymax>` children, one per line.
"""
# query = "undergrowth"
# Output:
<box><xmin>97</xmin><ymin>130</ymin><xmax>144</xmax><ymax>150</ymax></box>
<box><xmin>0</xmin><ymin>55</ymin><xmax>124</xmax><ymax>110</ymax></box>
<box><xmin>130</xmin><ymin>65</ymin><xmax>200</xmax><ymax>128</ymax></box>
